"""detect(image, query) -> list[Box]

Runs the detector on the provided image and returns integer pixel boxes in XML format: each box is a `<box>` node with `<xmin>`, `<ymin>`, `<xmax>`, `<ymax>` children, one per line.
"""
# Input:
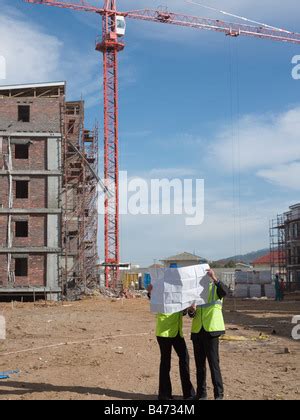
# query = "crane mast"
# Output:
<box><xmin>96</xmin><ymin>1</ymin><xmax>123</xmax><ymax>288</ymax></box>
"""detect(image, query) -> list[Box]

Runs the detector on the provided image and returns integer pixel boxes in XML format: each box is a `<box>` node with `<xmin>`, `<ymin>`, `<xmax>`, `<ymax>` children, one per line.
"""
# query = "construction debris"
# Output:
<box><xmin>99</xmin><ymin>288</ymin><xmax>148</xmax><ymax>300</ymax></box>
<box><xmin>113</xmin><ymin>346</ymin><xmax>124</xmax><ymax>355</ymax></box>
<box><xmin>62</xmin><ymin>285</ymin><xmax>148</xmax><ymax>301</ymax></box>
<box><xmin>0</xmin><ymin>370</ymin><xmax>19</xmax><ymax>380</ymax></box>
<box><xmin>220</xmin><ymin>334</ymin><xmax>270</xmax><ymax>342</ymax></box>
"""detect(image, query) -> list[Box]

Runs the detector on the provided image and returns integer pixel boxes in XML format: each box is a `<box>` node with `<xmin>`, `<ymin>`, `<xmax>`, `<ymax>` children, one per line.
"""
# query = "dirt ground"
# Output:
<box><xmin>0</xmin><ymin>295</ymin><xmax>299</xmax><ymax>400</ymax></box>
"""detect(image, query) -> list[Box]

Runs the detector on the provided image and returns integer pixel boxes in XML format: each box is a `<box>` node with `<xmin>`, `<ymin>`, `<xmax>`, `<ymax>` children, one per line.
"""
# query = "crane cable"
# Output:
<box><xmin>235</xmin><ymin>40</ymin><xmax>242</xmax><ymax>259</ymax></box>
<box><xmin>184</xmin><ymin>0</ymin><xmax>244</xmax><ymax>258</ymax></box>
<box><xmin>186</xmin><ymin>0</ymin><xmax>294</xmax><ymax>34</ymax></box>
<box><xmin>227</xmin><ymin>36</ymin><xmax>242</xmax><ymax>260</ymax></box>
<box><xmin>228</xmin><ymin>37</ymin><xmax>237</xmax><ymax>260</ymax></box>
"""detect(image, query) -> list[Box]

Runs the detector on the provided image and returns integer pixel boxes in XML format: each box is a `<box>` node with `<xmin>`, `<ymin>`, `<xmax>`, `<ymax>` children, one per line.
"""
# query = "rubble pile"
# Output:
<box><xmin>100</xmin><ymin>288</ymin><xmax>148</xmax><ymax>299</ymax></box>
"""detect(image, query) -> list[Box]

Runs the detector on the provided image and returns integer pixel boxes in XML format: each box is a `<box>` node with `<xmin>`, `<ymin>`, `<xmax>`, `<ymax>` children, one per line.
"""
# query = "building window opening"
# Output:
<box><xmin>18</xmin><ymin>105</ymin><xmax>30</xmax><ymax>123</ymax></box>
<box><xmin>16</xmin><ymin>181</ymin><xmax>29</xmax><ymax>199</ymax></box>
<box><xmin>15</xmin><ymin>258</ymin><xmax>28</xmax><ymax>277</ymax></box>
<box><xmin>15</xmin><ymin>221</ymin><xmax>28</xmax><ymax>238</ymax></box>
<box><xmin>15</xmin><ymin>144</ymin><xmax>29</xmax><ymax>159</ymax></box>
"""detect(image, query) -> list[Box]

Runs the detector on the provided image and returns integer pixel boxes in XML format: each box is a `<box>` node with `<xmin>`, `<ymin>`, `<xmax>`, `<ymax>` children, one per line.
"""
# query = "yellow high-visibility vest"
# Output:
<box><xmin>156</xmin><ymin>312</ymin><xmax>183</xmax><ymax>338</ymax></box>
<box><xmin>191</xmin><ymin>283</ymin><xmax>225</xmax><ymax>333</ymax></box>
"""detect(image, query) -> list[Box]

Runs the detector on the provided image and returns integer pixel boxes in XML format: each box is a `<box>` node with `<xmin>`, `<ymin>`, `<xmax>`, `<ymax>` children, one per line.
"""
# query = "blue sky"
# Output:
<box><xmin>1</xmin><ymin>0</ymin><xmax>300</xmax><ymax>266</ymax></box>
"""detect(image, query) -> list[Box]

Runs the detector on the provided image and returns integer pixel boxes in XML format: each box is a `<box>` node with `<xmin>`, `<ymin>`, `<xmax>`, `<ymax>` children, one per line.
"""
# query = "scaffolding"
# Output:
<box><xmin>62</xmin><ymin>101</ymin><xmax>99</xmax><ymax>296</ymax></box>
<box><xmin>270</xmin><ymin>214</ymin><xmax>287</xmax><ymax>281</ymax></box>
<box><xmin>285</xmin><ymin>205</ymin><xmax>300</xmax><ymax>290</ymax></box>
<box><xmin>270</xmin><ymin>205</ymin><xmax>300</xmax><ymax>291</ymax></box>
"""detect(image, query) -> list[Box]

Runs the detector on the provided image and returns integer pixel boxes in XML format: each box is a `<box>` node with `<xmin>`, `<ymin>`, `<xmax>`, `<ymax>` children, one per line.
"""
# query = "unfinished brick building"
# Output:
<box><xmin>0</xmin><ymin>82</ymin><xmax>98</xmax><ymax>300</ymax></box>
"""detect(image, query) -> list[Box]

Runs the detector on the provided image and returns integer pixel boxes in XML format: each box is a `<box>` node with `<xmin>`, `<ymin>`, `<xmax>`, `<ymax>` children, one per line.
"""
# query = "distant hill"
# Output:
<box><xmin>215</xmin><ymin>248</ymin><xmax>269</xmax><ymax>265</ymax></box>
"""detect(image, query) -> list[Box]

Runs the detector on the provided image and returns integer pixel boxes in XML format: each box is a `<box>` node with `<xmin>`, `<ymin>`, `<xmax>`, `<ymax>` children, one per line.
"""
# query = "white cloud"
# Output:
<box><xmin>257</xmin><ymin>162</ymin><xmax>300</xmax><ymax>190</ymax></box>
<box><xmin>210</xmin><ymin>106</ymin><xmax>300</xmax><ymax>190</ymax></box>
<box><xmin>0</xmin><ymin>6</ymin><xmax>62</xmax><ymax>83</ymax></box>
<box><xmin>211</xmin><ymin>106</ymin><xmax>300</xmax><ymax>171</ymax></box>
<box><xmin>0</xmin><ymin>2</ymin><xmax>101</xmax><ymax>107</ymax></box>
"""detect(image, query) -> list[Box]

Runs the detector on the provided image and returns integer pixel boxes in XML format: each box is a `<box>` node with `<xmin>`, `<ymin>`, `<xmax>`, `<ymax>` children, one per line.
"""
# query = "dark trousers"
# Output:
<box><xmin>192</xmin><ymin>329</ymin><xmax>224</xmax><ymax>399</ymax></box>
<box><xmin>157</xmin><ymin>334</ymin><xmax>195</xmax><ymax>400</ymax></box>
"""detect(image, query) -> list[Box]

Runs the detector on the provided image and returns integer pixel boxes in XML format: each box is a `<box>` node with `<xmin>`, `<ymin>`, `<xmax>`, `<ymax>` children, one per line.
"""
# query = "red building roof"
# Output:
<box><xmin>252</xmin><ymin>251</ymin><xmax>284</xmax><ymax>265</ymax></box>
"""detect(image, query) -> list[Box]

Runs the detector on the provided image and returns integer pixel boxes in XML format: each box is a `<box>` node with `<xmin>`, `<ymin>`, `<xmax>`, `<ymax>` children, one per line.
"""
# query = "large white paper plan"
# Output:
<box><xmin>149</xmin><ymin>264</ymin><xmax>211</xmax><ymax>314</ymax></box>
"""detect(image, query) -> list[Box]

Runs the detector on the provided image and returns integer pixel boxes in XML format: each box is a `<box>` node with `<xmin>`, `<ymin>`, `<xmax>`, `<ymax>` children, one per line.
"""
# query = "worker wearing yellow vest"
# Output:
<box><xmin>148</xmin><ymin>285</ymin><xmax>195</xmax><ymax>400</ymax></box>
<box><xmin>189</xmin><ymin>269</ymin><xmax>227</xmax><ymax>400</ymax></box>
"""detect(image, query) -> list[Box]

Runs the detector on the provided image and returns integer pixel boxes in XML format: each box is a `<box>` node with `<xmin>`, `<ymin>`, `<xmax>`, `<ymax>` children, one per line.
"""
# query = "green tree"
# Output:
<box><xmin>210</xmin><ymin>261</ymin><xmax>222</xmax><ymax>268</ymax></box>
<box><xmin>224</xmin><ymin>260</ymin><xmax>236</xmax><ymax>268</ymax></box>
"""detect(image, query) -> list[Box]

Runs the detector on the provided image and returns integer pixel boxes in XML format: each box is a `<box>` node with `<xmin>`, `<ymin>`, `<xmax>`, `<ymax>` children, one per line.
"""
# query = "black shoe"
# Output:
<box><xmin>215</xmin><ymin>396</ymin><xmax>224</xmax><ymax>400</ymax></box>
<box><xmin>158</xmin><ymin>396</ymin><xmax>173</xmax><ymax>400</ymax></box>
<box><xmin>183</xmin><ymin>390</ymin><xmax>196</xmax><ymax>400</ymax></box>
<box><xmin>194</xmin><ymin>394</ymin><xmax>208</xmax><ymax>400</ymax></box>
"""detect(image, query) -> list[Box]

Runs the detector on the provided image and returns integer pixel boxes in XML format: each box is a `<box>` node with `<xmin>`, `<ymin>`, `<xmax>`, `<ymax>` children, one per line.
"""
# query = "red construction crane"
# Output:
<box><xmin>24</xmin><ymin>0</ymin><xmax>300</xmax><ymax>288</ymax></box>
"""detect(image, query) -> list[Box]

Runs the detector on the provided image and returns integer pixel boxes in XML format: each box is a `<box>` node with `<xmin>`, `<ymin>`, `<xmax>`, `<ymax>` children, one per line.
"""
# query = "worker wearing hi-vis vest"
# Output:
<box><xmin>189</xmin><ymin>269</ymin><xmax>227</xmax><ymax>400</ymax></box>
<box><xmin>148</xmin><ymin>285</ymin><xmax>195</xmax><ymax>401</ymax></box>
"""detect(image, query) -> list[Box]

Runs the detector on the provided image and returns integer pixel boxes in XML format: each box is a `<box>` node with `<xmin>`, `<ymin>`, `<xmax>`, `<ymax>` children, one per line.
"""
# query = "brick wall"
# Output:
<box><xmin>0</xmin><ymin>215</ymin><xmax>46</xmax><ymax>248</ymax></box>
<box><xmin>0</xmin><ymin>215</ymin><xmax>7</xmax><ymax>247</ymax></box>
<box><xmin>13</xmin><ymin>254</ymin><xmax>46</xmax><ymax>287</ymax></box>
<box><xmin>0</xmin><ymin>97</ymin><xmax>62</xmax><ymax>132</ymax></box>
<box><xmin>0</xmin><ymin>138</ymin><xmax>47</xmax><ymax>171</ymax></box>
<box><xmin>13</xmin><ymin>177</ymin><xmax>47</xmax><ymax>209</ymax></box>
<box><xmin>0</xmin><ymin>176</ymin><xmax>47</xmax><ymax>208</ymax></box>
<box><xmin>12</xmin><ymin>215</ymin><xmax>46</xmax><ymax>248</ymax></box>
<box><xmin>12</xmin><ymin>139</ymin><xmax>47</xmax><ymax>171</ymax></box>
<box><xmin>0</xmin><ymin>139</ymin><xmax>8</xmax><ymax>169</ymax></box>
<box><xmin>0</xmin><ymin>255</ymin><xmax>7</xmax><ymax>286</ymax></box>
<box><xmin>0</xmin><ymin>177</ymin><xmax>9</xmax><ymax>208</ymax></box>
<box><xmin>0</xmin><ymin>254</ymin><xmax>46</xmax><ymax>287</ymax></box>
<box><xmin>29</xmin><ymin>254</ymin><xmax>46</xmax><ymax>287</ymax></box>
